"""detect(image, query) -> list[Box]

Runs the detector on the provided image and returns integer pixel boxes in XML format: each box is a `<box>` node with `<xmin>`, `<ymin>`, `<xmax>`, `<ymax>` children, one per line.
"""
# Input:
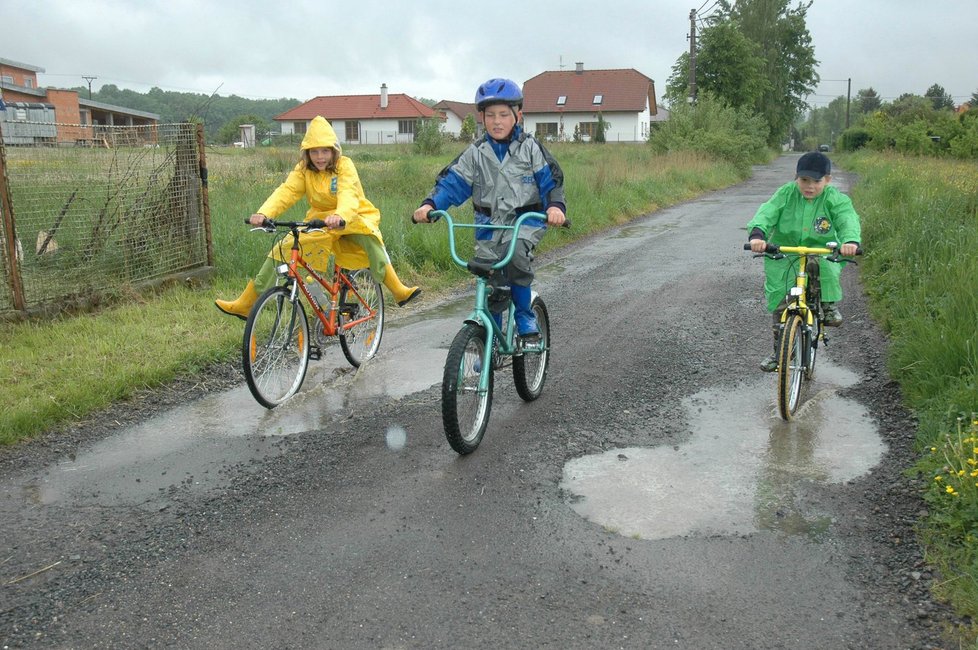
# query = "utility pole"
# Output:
<box><xmin>688</xmin><ymin>9</ymin><xmax>697</xmax><ymax>104</ymax></box>
<box><xmin>82</xmin><ymin>76</ymin><xmax>97</xmax><ymax>99</ymax></box>
<box><xmin>845</xmin><ymin>77</ymin><xmax>851</xmax><ymax>129</ymax></box>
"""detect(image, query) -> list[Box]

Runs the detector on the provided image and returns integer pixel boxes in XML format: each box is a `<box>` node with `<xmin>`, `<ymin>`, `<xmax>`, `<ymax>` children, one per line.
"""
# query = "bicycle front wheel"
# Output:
<box><xmin>243</xmin><ymin>286</ymin><xmax>310</xmax><ymax>409</ymax></box>
<box><xmin>513</xmin><ymin>296</ymin><xmax>551</xmax><ymax>401</ymax></box>
<box><xmin>442</xmin><ymin>324</ymin><xmax>493</xmax><ymax>454</ymax></box>
<box><xmin>777</xmin><ymin>314</ymin><xmax>805</xmax><ymax>420</ymax></box>
<box><xmin>339</xmin><ymin>269</ymin><xmax>385</xmax><ymax>367</ymax></box>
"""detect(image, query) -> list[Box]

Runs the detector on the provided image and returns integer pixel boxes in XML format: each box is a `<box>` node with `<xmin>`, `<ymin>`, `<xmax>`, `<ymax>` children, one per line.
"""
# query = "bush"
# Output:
<box><xmin>413</xmin><ymin>119</ymin><xmax>447</xmax><ymax>156</ymax></box>
<box><xmin>840</xmin><ymin>128</ymin><xmax>871</xmax><ymax>151</ymax></box>
<box><xmin>648</xmin><ymin>92</ymin><xmax>768</xmax><ymax>174</ymax></box>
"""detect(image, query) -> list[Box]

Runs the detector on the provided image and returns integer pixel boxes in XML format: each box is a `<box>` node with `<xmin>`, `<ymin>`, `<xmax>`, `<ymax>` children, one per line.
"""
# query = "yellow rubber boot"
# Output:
<box><xmin>382</xmin><ymin>263</ymin><xmax>420</xmax><ymax>307</ymax></box>
<box><xmin>215</xmin><ymin>280</ymin><xmax>259</xmax><ymax>320</ymax></box>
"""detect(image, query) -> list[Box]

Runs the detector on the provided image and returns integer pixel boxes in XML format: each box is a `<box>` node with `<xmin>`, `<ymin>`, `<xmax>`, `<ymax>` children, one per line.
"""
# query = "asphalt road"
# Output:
<box><xmin>0</xmin><ymin>155</ymin><xmax>949</xmax><ymax>649</ymax></box>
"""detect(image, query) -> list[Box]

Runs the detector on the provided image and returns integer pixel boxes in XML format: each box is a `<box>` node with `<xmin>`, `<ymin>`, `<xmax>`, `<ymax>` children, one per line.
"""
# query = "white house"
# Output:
<box><xmin>432</xmin><ymin>99</ymin><xmax>481</xmax><ymax>138</ymax></box>
<box><xmin>522</xmin><ymin>64</ymin><xmax>661</xmax><ymax>143</ymax></box>
<box><xmin>273</xmin><ymin>84</ymin><xmax>437</xmax><ymax>145</ymax></box>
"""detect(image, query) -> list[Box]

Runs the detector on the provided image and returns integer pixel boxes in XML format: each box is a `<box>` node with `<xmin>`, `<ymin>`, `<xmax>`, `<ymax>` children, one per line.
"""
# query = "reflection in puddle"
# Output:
<box><xmin>560</xmin><ymin>361</ymin><xmax>886</xmax><ymax>540</ymax></box>
<box><xmin>7</xmin><ymin>314</ymin><xmax>463</xmax><ymax>508</ymax></box>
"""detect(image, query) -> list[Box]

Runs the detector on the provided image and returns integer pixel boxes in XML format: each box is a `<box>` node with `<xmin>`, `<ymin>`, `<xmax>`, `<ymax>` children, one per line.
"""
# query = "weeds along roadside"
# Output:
<box><xmin>0</xmin><ymin>145</ymin><xmax>743</xmax><ymax>444</ymax></box>
<box><xmin>841</xmin><ymin>151</ymin><xmax>978</xmax><ymax>633</ymax></box>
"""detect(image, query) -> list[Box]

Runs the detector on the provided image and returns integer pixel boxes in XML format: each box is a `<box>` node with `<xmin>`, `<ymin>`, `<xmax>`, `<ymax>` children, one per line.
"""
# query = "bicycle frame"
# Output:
<box><xmin>269</xmin><ymin>222</ymin><xmax>377</xmax><ymax>337</ymax></box>
<box><xmin>775</xmin><ymin>245</ymin><xmax>833</xmax><ymax>326</ymax></box>
<box><xmin>430</xmin><ymin>210</ymin><xmax>549</xmax><ymax>392</ymax></box>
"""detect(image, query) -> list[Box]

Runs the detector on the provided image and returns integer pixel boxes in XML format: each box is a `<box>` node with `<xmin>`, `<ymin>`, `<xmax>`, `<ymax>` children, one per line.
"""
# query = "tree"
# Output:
<box><xmin>713</xmin><ymin>0</ymin><xmax>819</xmax><ymax>147</ymax></box>
<box><xmin>971</xmin><ymin>89</ymin><xmax>978</xmax><ymax>107</ymax></box>
<box><xmin>667</xmin><ymin>0</ymin><xmax>818</xmax><ymax>147</ymax></box>
<box><xmin>594</xmin><ymin>113</ymin><xmax>608</xmax><ymax>143</ymax></box>
<box><xmin>856</xmin><ymin>88</ymin><xmax>882</xmax><ymax>114</ymax></box>
<box><xmin>924</xmin><ymin>84</ymin><xmax>955</xmax><ymax>111</ymax></box>
<box><xmin>665</xmin><ymin>22</ymin><xmax>769</xmax><ymax>110</ymax></box>
<box><xmin>459</xmin><ymin>114</ymin><xmax>477</xmax><ymax>141</ymax></box>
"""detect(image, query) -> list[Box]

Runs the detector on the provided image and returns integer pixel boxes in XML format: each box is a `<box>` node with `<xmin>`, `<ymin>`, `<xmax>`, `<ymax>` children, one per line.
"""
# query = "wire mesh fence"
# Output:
<box><xmin>0</xmin><ymin>122</ymin><xmax>211</xmax><ymax>315</ymax></box>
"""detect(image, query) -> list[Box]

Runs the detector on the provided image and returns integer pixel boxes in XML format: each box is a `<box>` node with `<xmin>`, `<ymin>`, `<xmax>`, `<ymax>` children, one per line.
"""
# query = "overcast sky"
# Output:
<box><xmin>2</xmin><ymin>0</ymin><xmax>974</xmax><ymax>110</ymax></box>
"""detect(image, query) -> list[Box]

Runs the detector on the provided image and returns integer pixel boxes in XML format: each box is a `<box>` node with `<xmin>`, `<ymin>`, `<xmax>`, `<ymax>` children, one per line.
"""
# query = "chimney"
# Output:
<box><xmin>380</xmin><ymin>83</ymin><xmax>388</xmax><ymax>109</ymax></box>
<box><xmin>575</xmin><ymin>62</ymin><xmax>584</xmax><ymax>74</ymax></box>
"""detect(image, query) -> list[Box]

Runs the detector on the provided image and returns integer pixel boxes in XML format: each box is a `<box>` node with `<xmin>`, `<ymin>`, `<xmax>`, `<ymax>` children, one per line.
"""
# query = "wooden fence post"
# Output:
<box><xmin>0</xmin><ymin>122</ymin><xmax>27</xmax><ymax>312</ymax></box>
<box><xmin>197</xmin><ymin>123</ymin><xmax>213</xmax><ymax>267</ymax></box>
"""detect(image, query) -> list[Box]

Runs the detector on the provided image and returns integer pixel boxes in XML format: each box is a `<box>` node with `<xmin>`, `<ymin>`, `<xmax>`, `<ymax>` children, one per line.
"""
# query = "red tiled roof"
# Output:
<box><xmin>522</xmin><ymin>69</ymin><xmax>656</xmax><ymax>114</ymax></box>
<box><xmin>433</xmin><ymin>100</ymin><xmax>483</xmax><ymax>125</ymax></box>
<box><xmin>275</xmin><ymin>93</ymin><xmax>436</xmax><ymax>121</ymax></box>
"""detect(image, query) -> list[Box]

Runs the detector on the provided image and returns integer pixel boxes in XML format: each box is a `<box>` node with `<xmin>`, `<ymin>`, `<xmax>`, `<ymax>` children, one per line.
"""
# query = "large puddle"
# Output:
<box><xmin>560</xmin><ymin>361</ymin><xmax>886</xmax><ymax>540</ymax></box>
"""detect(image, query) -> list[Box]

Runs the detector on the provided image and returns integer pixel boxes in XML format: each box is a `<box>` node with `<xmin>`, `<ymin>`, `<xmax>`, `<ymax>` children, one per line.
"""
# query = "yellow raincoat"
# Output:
<box><xmin>258</xmin><ymin>116</ymin><xmax>384</xmax><ymax>272</ymax></box>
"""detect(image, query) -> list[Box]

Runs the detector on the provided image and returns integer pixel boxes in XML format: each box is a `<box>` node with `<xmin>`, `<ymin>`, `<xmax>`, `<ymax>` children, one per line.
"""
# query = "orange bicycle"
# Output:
<box><xmin>242</xmin><ymin>217</ymin><xmax>384</xmax><ymax>408</ymax></box>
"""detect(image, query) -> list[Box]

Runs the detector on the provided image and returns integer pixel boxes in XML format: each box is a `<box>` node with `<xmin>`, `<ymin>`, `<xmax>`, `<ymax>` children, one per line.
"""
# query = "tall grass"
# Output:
<box><xmin>1</xmin><ymin>144</ymin><xmax>743</xmax><ymax>444</ymax></box>
<box><xmin>842</xmin><ymin>151</ymin><xmax>978</xmax><ymax>630</ymax></box>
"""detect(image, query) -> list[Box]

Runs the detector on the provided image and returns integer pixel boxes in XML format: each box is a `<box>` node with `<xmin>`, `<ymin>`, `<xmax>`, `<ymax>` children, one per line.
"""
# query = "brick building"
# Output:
<box><xmin>0</xmin><ymin>56</ymin><xmax>158</xmax><ymax>145</ymax></box>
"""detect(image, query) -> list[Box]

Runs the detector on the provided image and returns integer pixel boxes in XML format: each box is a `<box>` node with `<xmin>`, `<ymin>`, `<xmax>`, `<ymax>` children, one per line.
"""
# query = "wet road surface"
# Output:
<box><xmin>0</xmin><ymin>156</ymin><xmax>940</xmax><ymax>649</ymax></box>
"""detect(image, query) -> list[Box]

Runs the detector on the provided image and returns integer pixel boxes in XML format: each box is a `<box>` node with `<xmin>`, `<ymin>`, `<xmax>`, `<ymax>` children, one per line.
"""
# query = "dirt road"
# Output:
<box><xmin>0</xmin><ymin>156</ymin><xmax>953</xmax><ymax>649</ymax></box>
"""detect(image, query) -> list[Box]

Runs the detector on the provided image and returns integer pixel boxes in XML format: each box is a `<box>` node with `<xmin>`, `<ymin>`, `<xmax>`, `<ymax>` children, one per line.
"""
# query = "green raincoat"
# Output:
<box><xmin>747</xmin><ymin>182</ymin><xmax>861</xmax><ymax>312</ymax></box>
<box><xmin>259</xmin><ymin>116</ymin><xmax>384</xmax><ymax>272</ymax></box>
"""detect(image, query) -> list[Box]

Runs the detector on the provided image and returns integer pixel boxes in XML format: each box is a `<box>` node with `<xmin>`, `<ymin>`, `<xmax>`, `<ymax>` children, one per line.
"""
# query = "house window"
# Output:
<box><xmin>579</xmin><ymin>122</ymin><xmax>599</xmax><ymax>139</ymax></box>
<box><xmin>556</xmin><ymin>96</ymin><xmax>566</xmax><ymax>106</ymax></box>
<box><xmin>293</xmin><ymin>121</ymin><xmax>307</xmax><ymax>134</ymax></box>
<box><xmin>345</xmin><ymin>121</ymin><xmax>360</xmax><ymax>142</ymax></box>
<box><xmin>593</xmin><ymin>94</ymin><xmax>603</xmax><ymax>105</ymax></box>
<box><xmin>398</xmin><ymin>120</ymin><xmax>416</xmax><ymax>135</ymax></box>
<box><xmin>24</xmin><ymin>78</ymin><xmax>34</xmax><ymax>89</ymax></box>
<box><xmin>0</xmin><ymin>75</ymin><xmax>12</xmax><ymax>84</ymax></box>
<box><xmin>535</xmin><ymin>122</ymin><xmax>558</xmax><ymax>140</ymax></box>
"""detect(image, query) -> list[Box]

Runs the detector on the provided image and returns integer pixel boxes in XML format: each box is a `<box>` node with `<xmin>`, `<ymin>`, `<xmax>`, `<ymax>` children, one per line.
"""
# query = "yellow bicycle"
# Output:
<box><xmin>746</xmin><ymin>242</ymin><xmax>861</xmax><ymax>420</ymax></box>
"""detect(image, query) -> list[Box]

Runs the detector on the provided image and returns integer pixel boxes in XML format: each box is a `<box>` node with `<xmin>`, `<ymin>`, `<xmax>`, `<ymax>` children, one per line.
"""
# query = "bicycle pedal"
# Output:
<box><xmin>308</xmin><ymin>345</ymin><xmax>322</xmax><ymax>361</ymax></box>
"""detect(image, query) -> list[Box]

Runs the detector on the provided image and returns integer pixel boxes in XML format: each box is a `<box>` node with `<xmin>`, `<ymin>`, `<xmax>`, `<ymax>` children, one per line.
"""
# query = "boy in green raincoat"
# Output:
<box><xmin>216</xmin><ymin>116</ymin><xmax>419</xmax><ymax>318</ymax></box>
<box><xmin>747</xmin><ymin>152</ymin><xmax>861</xmax><ymax>372</ymax></box>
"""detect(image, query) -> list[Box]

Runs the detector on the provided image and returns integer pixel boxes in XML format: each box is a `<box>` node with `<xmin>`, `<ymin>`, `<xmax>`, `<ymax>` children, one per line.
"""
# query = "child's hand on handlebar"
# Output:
<box><xmin>749</xmin><ymin>238</ymin><xmax>768</xmax><ymax>253</ymax></box>
<box><xmin>839</xmin><ymin>242</ymin><xmax>859</xmax><ymax>257</ymax></box>
<box><xmin>324</xmin><ymin>214</ymin><xmax>345</xmax><ymax>229</ymax></box>
<box><xmin>412</xmin><ymin>204</ymin><xmax>434</xmax><ymax>223</ymax></box>
<box><xmin>248</xmin><ymin>213</ymin><xmax>268</xmax><ymax>227</ymax></box>
<box><xmin>546</xmin><ymin>206</ymin><xmax>566</xmax><ymax>227</ymax></box>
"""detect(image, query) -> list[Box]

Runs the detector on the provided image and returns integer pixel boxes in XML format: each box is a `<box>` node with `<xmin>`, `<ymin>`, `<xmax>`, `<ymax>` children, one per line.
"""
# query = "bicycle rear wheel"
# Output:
<box><xmin>339</xmin><ymin>269</ymin><xmax>385</xmax><ymax>367</ymax></box>
<box><xmin>777</xmin><ymin>314</ymin><xmax>805</xmax><ymax>420</ymax></box>
<box><xmin>243</xmin><ymin>286</ymin><xmax>310</xmax><ymax>409</ymax></box>
<box><xmin>513</xmin><ymin>296</ymin><xmax>550</xmax><ymax>401</ymax></box>
<box><xmin>442</xmin><ymin>324</ymin><xmax>493</xmax><ymax>454</ymax></box>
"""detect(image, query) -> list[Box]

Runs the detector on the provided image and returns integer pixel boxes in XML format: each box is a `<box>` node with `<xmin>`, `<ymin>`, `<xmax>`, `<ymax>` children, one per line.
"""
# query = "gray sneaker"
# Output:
<box><xmin>823</xmin><ymin>303</ymin><xmax>843</xmax><ymax>327</ymax></box>
<box><xmin>760</xmin><ymin>354</ymin><xmax>778</xmax><ymax>372</ymax></box>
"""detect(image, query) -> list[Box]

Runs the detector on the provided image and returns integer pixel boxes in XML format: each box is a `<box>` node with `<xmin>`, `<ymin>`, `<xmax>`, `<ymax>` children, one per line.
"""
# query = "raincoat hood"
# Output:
<box><xmin>301</xmin><ymin>116</ymin><xmax>341</xmax><ymax>153</ymax></box>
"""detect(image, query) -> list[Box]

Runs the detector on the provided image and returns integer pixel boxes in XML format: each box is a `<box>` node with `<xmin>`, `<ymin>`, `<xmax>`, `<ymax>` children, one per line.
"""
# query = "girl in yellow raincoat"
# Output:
<box><xmin>215</xmin><ymin>116</ymin><xmax>420</xmax><ymax>319</ymax></box>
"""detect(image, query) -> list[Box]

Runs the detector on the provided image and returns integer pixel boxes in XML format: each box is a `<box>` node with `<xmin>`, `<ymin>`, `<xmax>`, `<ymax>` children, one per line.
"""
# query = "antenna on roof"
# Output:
<box><xmin>559</xmin><ymin>55</ymin><xmax>566</xmax><ymax>71</ymax></box>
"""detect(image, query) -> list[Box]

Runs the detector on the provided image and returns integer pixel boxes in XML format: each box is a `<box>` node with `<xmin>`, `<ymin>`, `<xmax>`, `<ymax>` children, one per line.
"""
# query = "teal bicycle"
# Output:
<box><xmin>423</xmin><ymin>210</ymin><xmax>566</xmax><ymax>454</ymax></box>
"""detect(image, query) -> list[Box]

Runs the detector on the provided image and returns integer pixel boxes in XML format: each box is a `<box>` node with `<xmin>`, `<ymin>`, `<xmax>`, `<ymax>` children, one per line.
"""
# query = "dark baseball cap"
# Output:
<box><xmin>796</xmin><ymin>151</ymin><xmax>831</xmax><ymax>180</ymax></box>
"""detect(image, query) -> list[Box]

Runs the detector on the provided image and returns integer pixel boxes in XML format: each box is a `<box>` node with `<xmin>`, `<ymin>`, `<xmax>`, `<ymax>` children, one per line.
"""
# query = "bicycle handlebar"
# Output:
<box><xmin>245</xmin><ymin>217</ymin><xmax>345</xmax><ymax>232</ymax></box>
<box><xmin>423</xmin><ymin>210</ymin><xmax>570</xmax><ymax>273</ymax></box>
<box><xmin>743</xmin><ymin>241</ymin><xmax>863</xmax><ymax>260</ymax></box>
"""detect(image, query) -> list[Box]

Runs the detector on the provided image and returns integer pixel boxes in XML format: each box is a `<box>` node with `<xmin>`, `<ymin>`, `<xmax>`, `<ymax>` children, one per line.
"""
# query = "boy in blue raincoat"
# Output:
<box><xmin>747</xmin><ymin>152</ymin><xmax>861</xmax><ymax>371</ymax></box>
<box><xmin>412</xmin><ymin>78</ymin><xmax>566</xmax><ymax>339</ymax></box>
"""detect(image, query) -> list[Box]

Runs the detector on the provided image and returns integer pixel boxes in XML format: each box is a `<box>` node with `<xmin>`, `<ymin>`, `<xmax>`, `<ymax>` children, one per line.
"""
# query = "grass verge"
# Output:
<box><xmin>841</xmin><ymin>150</ymin><xmax>978</xmax><ymax>638</ymax></box>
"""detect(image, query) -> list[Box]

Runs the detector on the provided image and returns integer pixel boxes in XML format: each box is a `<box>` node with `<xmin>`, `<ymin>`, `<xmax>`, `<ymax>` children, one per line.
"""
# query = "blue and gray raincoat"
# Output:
<box><xmin>420</xmin><ymin>125</ymin><xmax>566</xmax><ymax>287</ymax></box>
